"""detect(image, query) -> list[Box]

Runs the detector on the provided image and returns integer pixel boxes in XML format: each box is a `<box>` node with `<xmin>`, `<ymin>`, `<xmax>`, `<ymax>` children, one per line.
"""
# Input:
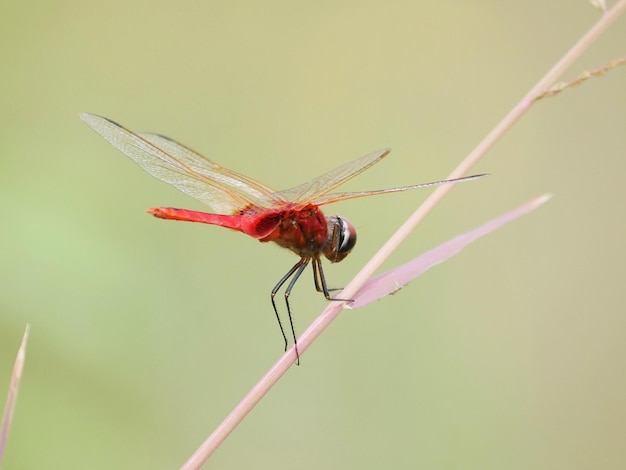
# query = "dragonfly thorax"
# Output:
<box><xmin>323</xmin><ymin>215</ymin><xmax>357</xmax><ymax>263</ymax></box>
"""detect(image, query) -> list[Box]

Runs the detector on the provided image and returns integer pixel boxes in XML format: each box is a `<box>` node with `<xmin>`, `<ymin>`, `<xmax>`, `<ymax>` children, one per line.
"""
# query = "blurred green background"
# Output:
<box><xmin>1</xmin><ymin>1</ymin><xmax>625</xmax><ymax>468</ymax></box>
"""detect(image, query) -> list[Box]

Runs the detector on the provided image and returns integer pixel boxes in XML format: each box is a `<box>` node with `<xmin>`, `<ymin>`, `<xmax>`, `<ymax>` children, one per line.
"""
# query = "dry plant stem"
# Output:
<box><xmin>536</xmin><ymin>55</ymin><xmax>626</xmax><ymax>100</ymax></box>
<box><xmin>180</xmin><ymin>3</ymin><xmax>626</xmax><ymax>468</ymax></box>
<box><xmin>344</xmin><ymin>0</ymin><xmax>626</xmax><ymax>295</ymax></box>
<box><xmin>0</xmin><ymin>325</ymin><xmax>30</xmax><ymax>462</ymax></box>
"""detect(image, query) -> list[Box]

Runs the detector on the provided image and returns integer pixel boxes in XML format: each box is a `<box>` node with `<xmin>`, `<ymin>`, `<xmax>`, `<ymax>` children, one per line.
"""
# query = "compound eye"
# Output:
<box><xmin>336</xmin><ymin>216</ymin><xmax>357</xmax><ymax>255</ymax></box>
<box><xmin>324</xmin><ymin>216</ymin><xmax>357</xmax><ymax>262</ymax></box>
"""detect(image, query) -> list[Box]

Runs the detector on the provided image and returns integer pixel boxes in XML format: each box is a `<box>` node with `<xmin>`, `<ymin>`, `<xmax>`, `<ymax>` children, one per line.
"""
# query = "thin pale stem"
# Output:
<box><xmin>180</xmin><ymin>2</ymin><xmax>626</xmax><ymax>468</ymax></box>
<box><xmin>0</xmin><ymin>325</ymin><xmax>30</xmax><ymax>462</ymax></box>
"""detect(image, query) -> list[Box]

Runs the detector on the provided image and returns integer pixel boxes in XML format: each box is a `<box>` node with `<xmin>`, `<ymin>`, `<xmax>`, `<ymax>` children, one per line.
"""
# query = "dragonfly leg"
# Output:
<box><xmin>312</xmin><ymin>258</ymin><xmax>330</xmax><ymax>297</ymax></box>
<box><xmin>271</xmin><ymin>257</ymin><xmax>309</xmax><ymax>364</ymax></box>
<box><xmin>282</xmin><ymin>259</ymin><xmax>310</xmax><ymax>365</ymax></box>
<box><xmin>312</xmin><ymin>258</ymin><xmax>352</xmax><ymax>302</ymax></box>
<box><xmin>312</xmin><ymin>259</ymin><xmax>343</xmax><ymax>294</ymax></box>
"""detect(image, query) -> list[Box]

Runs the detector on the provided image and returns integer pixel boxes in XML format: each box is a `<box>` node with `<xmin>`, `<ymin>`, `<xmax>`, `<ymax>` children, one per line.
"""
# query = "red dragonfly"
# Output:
<box><xmin>81</xmin><ymin>113</ymin><xmax>487</xmax><ymax>361</ymax></box>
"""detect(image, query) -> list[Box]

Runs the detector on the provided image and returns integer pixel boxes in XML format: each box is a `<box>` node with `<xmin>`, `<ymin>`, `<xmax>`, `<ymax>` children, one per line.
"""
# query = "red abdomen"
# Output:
<box><xmin>150</xmin><ymin>204</ymin><xmax>330</xmax><ymax>258</ymax></box>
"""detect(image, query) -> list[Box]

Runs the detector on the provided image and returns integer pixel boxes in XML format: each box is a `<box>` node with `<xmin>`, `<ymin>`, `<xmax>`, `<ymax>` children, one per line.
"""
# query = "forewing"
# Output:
<box><xmin>81</xmin><ymin>114</ymin><xmax>283</xmax><ymax>213</ymax></box>
<box><xmin>311</xmin><ymin>173</ymin><xmax>490</xmax><ymax>206</ymax></box>
<box><xmin>275</xmin><ymin>148</ymin><xmax>391</xmax><ymax>205</ymax></box>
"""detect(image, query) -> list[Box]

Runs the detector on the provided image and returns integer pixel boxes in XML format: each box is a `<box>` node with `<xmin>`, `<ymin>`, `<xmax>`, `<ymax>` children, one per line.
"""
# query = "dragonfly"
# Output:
<box><xmin>81</xmin><ymin>113</ymin><xmax>487</xmax><ymax>362</ymax></box>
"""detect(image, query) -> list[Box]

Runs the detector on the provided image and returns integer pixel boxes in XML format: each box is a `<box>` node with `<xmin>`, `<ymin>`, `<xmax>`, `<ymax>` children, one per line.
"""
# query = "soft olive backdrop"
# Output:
<box><xmin>1</xmin><ymin>1</ymin><xmax>625</xmax><ymax>469</ymax></box>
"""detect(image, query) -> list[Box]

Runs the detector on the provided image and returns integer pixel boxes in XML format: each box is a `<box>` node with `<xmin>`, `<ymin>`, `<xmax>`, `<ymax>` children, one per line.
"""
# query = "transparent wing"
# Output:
<box><xmin>137</xmin><ymin>132</ymin><xmax>285</xmax><ymax>206</ymax></box>
<box><xmin>276</xmin><ymin>147</ymin><xmax>487</xmax><ymax>207</ymax></box>
<box><xmin>309</xmin><ymin>173</ymin><xmax>490</xmax><ymax>206</ymax></box>
<box><xmin>80</xmin><ymin>114</ymin><xmax>286</xmax><ymax>214</ymax></box>
<box><xmin>276</xmin><ymin>148</ymin><xmax>391</xmax><ymax>204</ymax></box>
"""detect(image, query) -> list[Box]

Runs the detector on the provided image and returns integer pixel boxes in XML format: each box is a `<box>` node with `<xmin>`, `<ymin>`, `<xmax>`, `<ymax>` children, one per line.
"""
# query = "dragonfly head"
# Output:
<box><xmin>324</xmin><ymin>216</ymin><xmax>357</xmax><ymax>263</ymax></box>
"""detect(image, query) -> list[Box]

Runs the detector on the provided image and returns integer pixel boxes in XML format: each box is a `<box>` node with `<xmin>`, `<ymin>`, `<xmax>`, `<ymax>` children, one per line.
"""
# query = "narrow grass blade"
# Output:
<box><xmin>348</xmin><ymin>195</ymin><xmax>551</xmax><ymax>309</ymax></box>
<box><xmin>0</xmin><ymin>325</ymin><xmax>30</xmax><ymax>463</ymax></box>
